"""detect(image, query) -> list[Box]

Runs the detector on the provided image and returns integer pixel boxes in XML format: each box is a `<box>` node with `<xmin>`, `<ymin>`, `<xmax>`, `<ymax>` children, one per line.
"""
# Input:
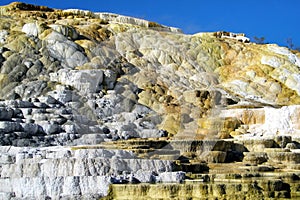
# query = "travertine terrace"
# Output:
<box><xmin>0</xmin><ymin>2</ymin><xmax>300</xmax><ymax>199</ymax></box>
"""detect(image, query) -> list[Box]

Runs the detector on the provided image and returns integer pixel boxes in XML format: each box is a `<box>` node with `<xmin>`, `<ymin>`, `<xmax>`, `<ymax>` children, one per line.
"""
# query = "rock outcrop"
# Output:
<box><xmin>0</xmin><ymin>2</ymin><xmax>300</xmax><ymax>199</ymax></box>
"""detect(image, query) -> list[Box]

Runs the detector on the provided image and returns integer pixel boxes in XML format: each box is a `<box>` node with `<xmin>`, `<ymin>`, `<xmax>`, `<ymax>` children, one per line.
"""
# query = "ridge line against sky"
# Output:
<box><xmin>0</xmin><ymin>0</ymin><xmax>300</xmax><ymax>47</ymax></box>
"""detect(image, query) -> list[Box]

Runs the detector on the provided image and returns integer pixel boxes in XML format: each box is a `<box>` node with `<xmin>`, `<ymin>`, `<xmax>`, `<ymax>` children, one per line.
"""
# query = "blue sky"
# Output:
<box><xmin>1</xmin><ymin>0</ymin><xmax>300</xmax><ymax>47</ymax></box>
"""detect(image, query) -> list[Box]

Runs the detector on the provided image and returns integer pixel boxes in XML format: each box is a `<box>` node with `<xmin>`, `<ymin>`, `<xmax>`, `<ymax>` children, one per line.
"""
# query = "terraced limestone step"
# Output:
<box><xmin>104</xmin><ymin>180</ymin><xmax>299</xmax><ymax>200</ymax></box>
<box><xmin>0</xmin><ymin>176</ymin><xmax>110</xmax><ymax>199</ymax></box>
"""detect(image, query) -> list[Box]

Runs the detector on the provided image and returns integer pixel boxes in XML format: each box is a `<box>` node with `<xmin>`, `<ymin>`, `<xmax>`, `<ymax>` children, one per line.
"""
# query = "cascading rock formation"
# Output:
<box><xmin>0</xmin><ymin>2</ymin><xmax>300</xmax><ymax>199</ymax></box>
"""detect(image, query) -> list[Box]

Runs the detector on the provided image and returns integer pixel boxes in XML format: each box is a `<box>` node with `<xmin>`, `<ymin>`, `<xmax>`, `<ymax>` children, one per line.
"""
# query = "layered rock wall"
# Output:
<box><xmin>0</xmin><ymin>2</ymin><xmax>300</xmax><ymax>199</ymax></box>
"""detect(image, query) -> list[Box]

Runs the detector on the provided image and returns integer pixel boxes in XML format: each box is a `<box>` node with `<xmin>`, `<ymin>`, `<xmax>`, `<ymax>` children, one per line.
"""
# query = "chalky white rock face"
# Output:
<box><xmin>0</xmin><ymin>146</ymin><xmax>175</xmax><ymax>198</ymax></box>
<box><xmin>50</xmin><ymin>69</ymin><xmax>104</xmax><ymax>94</ymax></box>
<box><xmin>1</xmin><ymin>2</ymin><xmax>300</xmax><ymax>199</ymax></box>
<box><xmin>221</xmin><ymin>105</ymin><xmax>300</xmax><ymax>137</ymax></box>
